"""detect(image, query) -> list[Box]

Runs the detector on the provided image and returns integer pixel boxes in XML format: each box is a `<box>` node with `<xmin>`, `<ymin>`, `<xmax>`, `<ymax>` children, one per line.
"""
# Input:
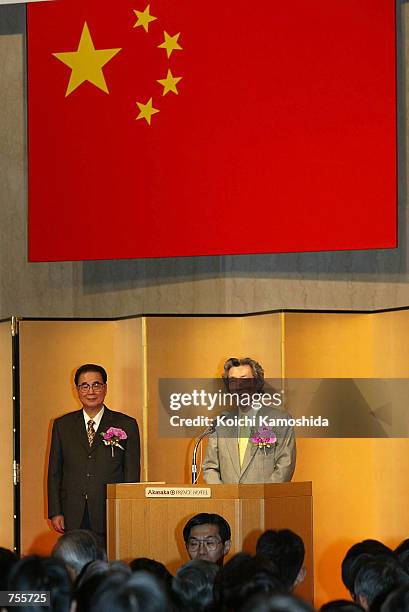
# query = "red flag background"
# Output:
<box><xmin>27</xmin><ymin>1</ymin><xmax>397</xmax><ymax>261</ymax></box>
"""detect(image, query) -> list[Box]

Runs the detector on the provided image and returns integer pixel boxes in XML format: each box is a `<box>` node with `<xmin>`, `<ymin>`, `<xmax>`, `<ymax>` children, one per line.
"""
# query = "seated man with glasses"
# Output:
<box><xmin>48</xmin><ymin>363</ymin><xmax>140</xmax><ymax>541</ymax></box>
<box><xmin>183</xmin><ymin>513</ymin><xmax>231</xmax><ymax>566</ymax></box>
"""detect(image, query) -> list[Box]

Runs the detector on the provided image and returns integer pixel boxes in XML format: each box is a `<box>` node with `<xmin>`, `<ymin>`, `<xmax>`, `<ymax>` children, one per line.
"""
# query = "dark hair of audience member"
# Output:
<box><xmin>239</xmin><ymin>592</ymin><xmax>314</xmax><ymax>612</ymax></box>
<box><xmin>88</xmin><ymin>570</ymin><xmax>173</xmax><ymax>612</ymax></box>
<box><xmin>395</xmin><ymin>539</ymin><xmax>409</xmax><ymax>557</ymax></box>
<box><xmin>256</xmin><ymin>529</ymin><xmax>305</xmax><ymax>590</ymax></box>
<box><xmin>397</xmin><ymin>549</ymin><xmax>409</xmax><ymax>575</ymax></box>
<box><xmin>380</xmin><ymin>583</ymin><xmax>409</xmax><ymax>612</ymax></box>
<box><xmin>0</xmin><ymin>547</ymin><xmax>18</xmax><ymax>591</ymax></box>
<box><xmin>353</xmin><ymin>555</ymin><xmax>409</xmax><ymax>611</ymax></box>
<box><xmin>320</xmin><ymin>600</ymin><xmax>364</xmax><ymax>611</ymax></box>
<box><xmin>6</xmin><ymin>555</ymin><xmax>71</xmax><ymax>612</ymax></box>
<box><xmin>183</xmin><ymin>513</ymin><xmax>231</xmax><ymax>544</ymax></box>
<box><xmin>172</xmin><ymin>559</ymin><xmax>219</xmax><ymax>611</ymax></box>
<box><xmin>213</xmin><ymin>552</ymin><xmax>282</xmax><ymax>611</ymax></box>
<box><xmin>52</xmin><ymin>529</ymin><xmax>107</xmax><ymax>580</ymax></box>
<box><xmin>130</xmin><ymin>557</ymin><xmax>173</xmax><ymax>588</ymax></box>
<box><xmin>341</xmin><ymin>540</ymin><xmax>393</xmax><ymax>597</ymax></box>
<box><xmin>72</xmin><ymin>560</ymin><xmax>131</xmax><ymax>612</ymax></box>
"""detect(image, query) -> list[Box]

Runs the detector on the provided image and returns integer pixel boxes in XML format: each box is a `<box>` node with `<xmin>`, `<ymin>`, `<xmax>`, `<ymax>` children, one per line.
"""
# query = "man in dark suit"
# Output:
<box><xmin>48</xmin><ymin>363</ymin><xmax>140</xmax><ymax>539</ymax></box>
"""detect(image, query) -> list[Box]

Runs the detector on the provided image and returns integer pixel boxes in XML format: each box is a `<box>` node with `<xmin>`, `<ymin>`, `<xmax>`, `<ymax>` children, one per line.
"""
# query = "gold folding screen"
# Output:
<box><xmin>0</xmin><ymin>320</ymin><xmax>13</xmax><ymax>550</ymax></box>
<box><xmin>2</xmin><ymin>310</ymin><xmax>408</xmax><ymax>608</ymax></box>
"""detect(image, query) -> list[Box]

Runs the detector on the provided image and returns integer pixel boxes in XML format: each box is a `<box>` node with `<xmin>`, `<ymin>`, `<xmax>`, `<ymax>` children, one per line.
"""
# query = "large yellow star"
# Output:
<box><xmin>136</xmin><ymin>98</ymin><xmax>160</xmax><ymax>125</ymax></box>
<box><xmin>53</xmin><ymin>22</ymin><xmax>121</xmax><ymax>97</ymax></box>
<box><xmin>133</xmin><ymin>5</ymin><xmax>157</xmax><ymax>33</ymax></box>
<box><xmin>157</xmin><ymin>69</ymin><xmax>182</xmax><ymax>96</ymax></box>
<box><xmin>158</xmin><ymin>31</ymin><xmax>182</xmax><ymax>58</ymax></box>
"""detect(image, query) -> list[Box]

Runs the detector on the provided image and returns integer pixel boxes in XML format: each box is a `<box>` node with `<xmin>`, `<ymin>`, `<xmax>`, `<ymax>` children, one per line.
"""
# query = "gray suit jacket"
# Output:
<box><xmin>202</xmin><ymin>408</ymin><xmax>296</xmax><ymax>484</ymax></box>
<box><xmin>48</xmin><ymin>406</ymin><xmax>140</xmax><ymax>534</ymax></box>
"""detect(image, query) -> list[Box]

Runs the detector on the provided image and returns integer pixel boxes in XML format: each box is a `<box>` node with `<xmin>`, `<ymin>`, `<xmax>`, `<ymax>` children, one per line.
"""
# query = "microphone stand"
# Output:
<box><xmin>191</xmin><ymin>421</ymin><xmax>216</xmax><ymax>484</ymax></box>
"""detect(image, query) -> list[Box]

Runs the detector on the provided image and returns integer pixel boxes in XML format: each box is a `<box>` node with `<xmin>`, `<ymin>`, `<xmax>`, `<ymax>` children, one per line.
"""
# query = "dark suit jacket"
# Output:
<box><xmin>48</xmin><ymin>406</ymin><xmax>140</xmax><ymax>534</ymax></box>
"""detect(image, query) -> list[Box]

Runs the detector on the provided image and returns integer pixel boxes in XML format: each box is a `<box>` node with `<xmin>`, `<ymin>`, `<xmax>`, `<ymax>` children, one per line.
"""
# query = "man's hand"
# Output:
<box><xmin>51</xmin><ymin>514</ymin><xmax>65</xmax><ymax>533</ymax></box>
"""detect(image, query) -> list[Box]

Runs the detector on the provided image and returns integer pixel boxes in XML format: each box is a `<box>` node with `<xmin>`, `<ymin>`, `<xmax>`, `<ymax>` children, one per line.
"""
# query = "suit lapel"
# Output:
<box><xmin>240</xmin><ymin>438</ymin><xmax>258</xmax><ymax>476</ymax></box>
<box><xmin>221</xmin><ymin>409</ymin><xmax>240</xmax><ymax>478</ymax></box>
<box><xmin>73</xmin><ymin>410</ymin><xmax>91</xmax><ymax>454</ymax></box>
<box><xmin>226</xmin><ymin>434</ymin><xmax>241</xmax><ymax>479</ymax></box>
<box><xmin>89</xmin><ymin>405</ymin><xmax>113</xmax><ymax>455</ymax></box>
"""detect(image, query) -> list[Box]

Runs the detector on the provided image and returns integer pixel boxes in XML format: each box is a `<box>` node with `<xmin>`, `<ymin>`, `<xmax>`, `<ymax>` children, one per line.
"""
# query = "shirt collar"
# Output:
<box><xmin>83</xmin><ymin>405</ymin><xmax>105</xmax><ymax>431</ymax></box>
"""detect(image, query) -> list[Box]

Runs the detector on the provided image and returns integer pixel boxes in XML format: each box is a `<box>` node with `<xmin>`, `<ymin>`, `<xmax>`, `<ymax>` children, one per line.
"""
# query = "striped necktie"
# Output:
<box><xmin>87</xmin><ymin>419</ymin><xmax>95</xmax><ymax>446</ymax></box>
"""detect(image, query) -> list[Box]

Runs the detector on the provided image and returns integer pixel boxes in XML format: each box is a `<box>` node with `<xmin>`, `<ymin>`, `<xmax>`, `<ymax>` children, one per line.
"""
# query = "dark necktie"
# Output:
<box><xmin>87</xmin><ymin>419</ymin><xmax>95</xmax><ymax>446</ymax></box>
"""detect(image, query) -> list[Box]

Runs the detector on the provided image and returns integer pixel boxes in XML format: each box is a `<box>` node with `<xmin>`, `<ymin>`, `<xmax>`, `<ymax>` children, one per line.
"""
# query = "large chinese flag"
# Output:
<box><xmin>27</xmin><ymin>1</ymin><xmax>397</xmax><ymax>261</ymax></box>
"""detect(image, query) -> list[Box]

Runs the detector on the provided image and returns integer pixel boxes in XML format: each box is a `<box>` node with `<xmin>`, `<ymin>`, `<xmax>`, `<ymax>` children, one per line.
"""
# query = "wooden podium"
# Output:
<box><xmin>107</xmin><ymin>481</ymin><xmax>313</xmax><ymax>602</ymax></box>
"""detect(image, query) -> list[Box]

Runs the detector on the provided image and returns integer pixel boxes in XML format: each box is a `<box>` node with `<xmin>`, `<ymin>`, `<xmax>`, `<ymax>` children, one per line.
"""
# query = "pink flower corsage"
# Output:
<box><xmin>100</xmin><ymin>427</ymin><xmax>127</xmax><ymax>457</ymax></box>
<box><xmin>250</xmin><ymin>426</ymin><xmax>277</xmax><ymax>455</ymax></box>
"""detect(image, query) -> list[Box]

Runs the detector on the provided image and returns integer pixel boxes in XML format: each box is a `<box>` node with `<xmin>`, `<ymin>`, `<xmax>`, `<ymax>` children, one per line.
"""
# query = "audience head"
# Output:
<box><xmin>240</xmin><ymin>592</ymin><xmax>314</xmax><ymax>612</ymax></box>
<box><xmin>341</xmin><ymin>540</ymin><xmax>393</xmax><ymax>597</ymax></box>
<box><xmin>353</xmin><ymin>555</ymin><xmax>409</xmax><ymax>611</ymax></box>
<box><xmin>73</xmin><ymin>560</ymin><xmax>131</xmax><ymax>612</ymax></box>
<box><xmin>88</xmin><ymin>570</ymin><xmax>172</xmax><ymax>612</ymax></box>
<box><xmin>0</xmin><ymin>547</ymin><xmax>18</xmax><ymax>590</ymax></box>
<box><xmin>172</xmin><ymin>559</ymin><xmax>219</xmax><ymax>611</ymax></box>
<box><xmin>320</xmin><ymin>601</ymin><xmax>364</xmax><ymax>611</ymax></box>
<box><xmin>129</xmin><ymin>557</ymin><xmax>173</xmax><ymax>588</ymax></box>
<box><xmin>52</xmin><ymin>529</ymin><xmax>107</xmax><ymax>579</ymax></box>
<box><xmin>395</xmin><ymin>540</ymin><xmax>409</xmax><ymax>557</ymax></box>
<box><xmin>214</xmin><ymin>552</ymin><xmax>282</xmax><ymax>611</ymax></box>
<box><xmin>183</xmin><ymin>513</ymin><xmax>231</xmax><ymax>565</ymax></box>
<box><xmin>256</xmin><ymin>529</ymin><xmax>306</xmax><ymax>591</ymax></box>
<box><xmin>381</xmin><ymin>583</ymin><xmax>409</xmax><ymax>612</ymax></box>
<box><xmin>7</xmin><ymin>555</ymin><xmax>71</xmax><ymax>612</ymax></box>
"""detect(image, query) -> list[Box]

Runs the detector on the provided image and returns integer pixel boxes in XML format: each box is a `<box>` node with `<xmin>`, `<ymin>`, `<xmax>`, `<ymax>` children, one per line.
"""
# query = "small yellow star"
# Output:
<box><xmin>158</xmin><ymin>31</ymin><xmax>182</xmax><ymax>58</ymax></box>
<box><xmin>53</xmin><ymin>22</ymin><xmax>121</xmax><ymax>96</ymax></box>
<box><xmin>133</xmin><ymin>5</ymin><xmax>157</xmax><ymax>33</ymax></box>
<box><xmin>136</xmin><ymin>98</ymin><xmax>160</xmax><ymax>124</ymax></box>
<box><xmin>157</xmin><ymin>69</ymin><xmax>182</xmax><ymax>96</ymax></box>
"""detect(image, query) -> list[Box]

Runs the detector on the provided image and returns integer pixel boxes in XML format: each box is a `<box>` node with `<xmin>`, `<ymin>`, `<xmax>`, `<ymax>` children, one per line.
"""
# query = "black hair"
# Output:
<box><xmin>130</xmin><ymin>558</ymin><xmax>173</xmax><ymax>588</ymax></box>
<box><xmin>256</xmin><ymin>529</ymin><xmax>305</xmax><ymax>590</ymax></box>
<box><xmin>395</xmin><ymin>539</ymin><xmax>409</xmax><ymax>557</ymax></box>
<box><xmin>7</xmin><ymin>555</ymin><xmax>71</xmax><ymax>612</ymax></box>
<box><xmin>172</xmin><ymin>559</ymin><xmax>219</xmax><ymax>611</ymax></box>
<box><xmin>183</xmin><ymin>513</ymin><xmax>231</xmax><ymax>544</ymax></box>
<box><xmin>89</xmin><ymin>571</ymin><xmax>172</xmax><ymax>612</ymax></box>
<box><xmin>74</xmin><ymin>364</ymin><xmax>107</xmax><ymax>385</ymax></box>
<box><xmin>354</xmin><ymin>555</ymin><xmax>409</xmax><ymax>611</ymax></box>
<box><xmin>341</xmin><ymin>540</ymin><xmax>393</xmax><ymax>596</ymax></box>
<box><xmin>0</xmin><ymin>547</ymin><xmax>18</xmax><ymax>590</ymax></box>
<box><xmin>381</xmin><ymin>583</ymin><xmax>409</xmax><ymax>612</ymax></box>
<box><xmin>320</xmin><ymin>600</ymin><xmax>363</xmax><ymax>611</ymax></box>
<box><xmin>73</xmin><ymin>560</ymin><xmax>131</xmax><ymax>612</ymax></box>
<box><xmin>239</xmin><ymin>592</ymin><xmax>314</xmax><ymax>612</ymax></box>
<box><xmin>214</xmin><ymin>553</ymin><xmax>283</xmax><ymax>610</ymax></box>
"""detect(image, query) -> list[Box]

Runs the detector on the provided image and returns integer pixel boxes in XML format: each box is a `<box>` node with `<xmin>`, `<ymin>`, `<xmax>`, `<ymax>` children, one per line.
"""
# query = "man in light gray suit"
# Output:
<box><xmin>203</xmin><ymin>357</ymin><xmax>295</xmax><ymax>484</ymax></box>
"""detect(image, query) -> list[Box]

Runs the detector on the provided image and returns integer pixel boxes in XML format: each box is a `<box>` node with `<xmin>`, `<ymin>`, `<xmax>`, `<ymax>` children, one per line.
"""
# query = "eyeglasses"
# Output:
<box><xmin>187</xmin><ymin>537</ymin><xmax>222</xmax><ymax>552</ymax></box>
<box><xmin>77</xmin><ymin>382</ymin><xmax>105</xmax><ymax>393</ymax></box>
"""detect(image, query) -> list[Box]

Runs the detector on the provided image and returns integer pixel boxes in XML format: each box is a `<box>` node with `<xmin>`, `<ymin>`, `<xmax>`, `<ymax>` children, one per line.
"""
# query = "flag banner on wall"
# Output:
<box><xmin>27</xmin><ymin>0</ymin><xmax>397</xmax><ymax>261</ymax></box>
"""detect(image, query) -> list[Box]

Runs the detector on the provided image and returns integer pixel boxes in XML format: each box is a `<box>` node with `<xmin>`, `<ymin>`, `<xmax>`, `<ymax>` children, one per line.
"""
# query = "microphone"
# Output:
<box><xmin>191</xmin><ymin>420</ymin><xmax>216</xmax><ymax>485</ymax></box>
